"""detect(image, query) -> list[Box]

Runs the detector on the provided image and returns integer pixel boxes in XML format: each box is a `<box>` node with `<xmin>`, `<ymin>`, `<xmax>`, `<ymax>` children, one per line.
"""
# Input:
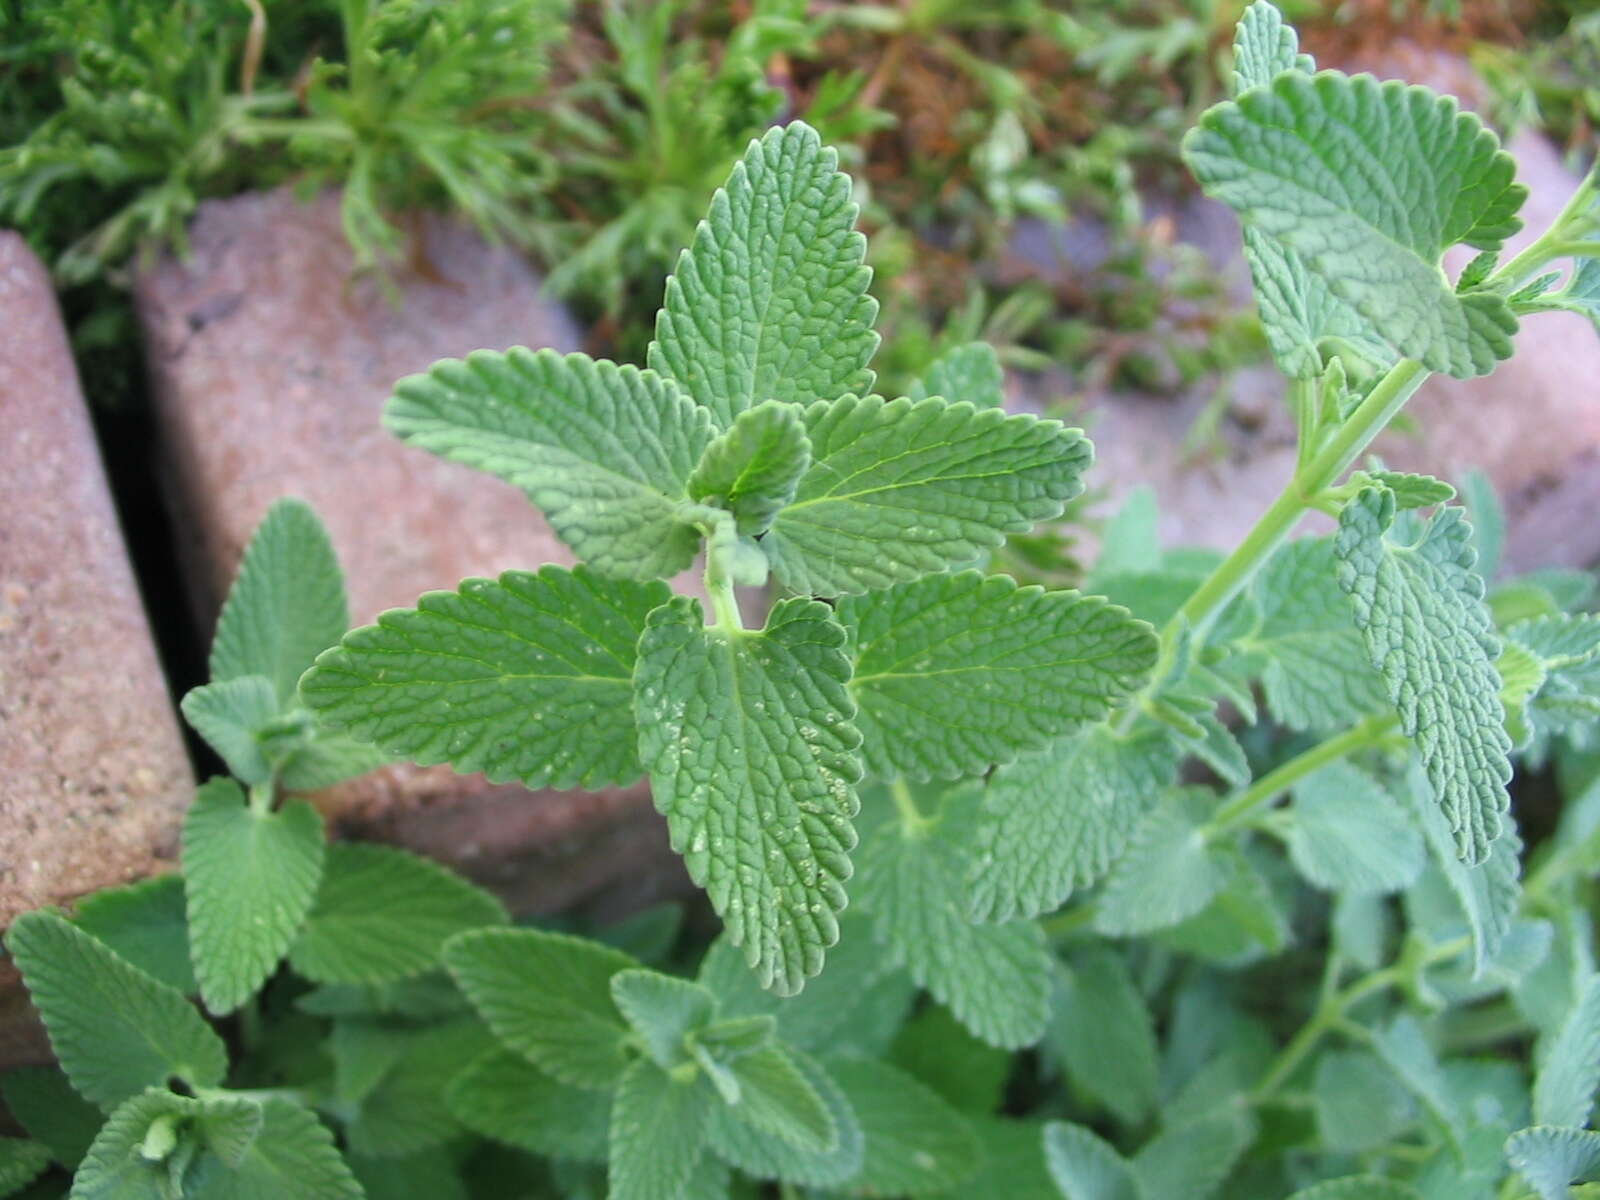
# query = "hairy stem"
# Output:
<box><xmin>890</xmin><ymin>777</ymin><xmax>930</xmax><ymax>835</ymax></box>
<box><xmin>1206</xmin><ymin>715</ymin><xmax>1399</xmax><ymax>836</ymax></box>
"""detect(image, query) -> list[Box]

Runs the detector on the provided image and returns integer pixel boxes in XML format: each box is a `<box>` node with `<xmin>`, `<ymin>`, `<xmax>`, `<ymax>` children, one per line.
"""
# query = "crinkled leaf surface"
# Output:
<box><xmin>184</xmin><ymin>1098</ymin><xmax>363</xmax><ymax>1199</ymax></box>
<box><xmin>210</xmin><ymin>498</ymin><xmax>348</xmax><ymax>705</ymax></box>
<box><xmin>908</xmin><ymin>342</ymin><xmax>1005</xmax><ymax>408</ymax></box>
<box><xmin>635</xmin><ymin>596</ymin><xmax>862</xmax><ymax>996</ymax></box>
<box><xmin>1132</xmin><ymin>1112</ymin><xmax>1253</xmax><ymax>1200</ymax></box>
<box><xmin>385</xmin><ymin>349</ymin><xmax>712</xmax><ymax>579</ymax></box>
<box><xmin>1042</xmin><ymin>1121</ymin><xmax>1143</xmax><ymax>1200</ymax></box>
<box><xmin>1185</xmin><ymin>70</ymin><xmax>1524</xmax><ymax>377</ymax></box>
<box><xmin>6</xmin><ymin>912</ymin><xmax>226</xmax><ymax>1110</ymax></box>
<box><xmin>1286</xmin><ymin>763</ymin><xmax>1426</xmax><ymax>894</ymax></box>
<box><xmin>68</xmin><ymin>1090</ymin><xmax>194</xmax><ymax>1200</ymax></box>
<box><xmin>1507</xmin><ymin>1126</ymin><xmax>1600</xmax><ymax>1200</ymax></box>
<box><xmin>1231</xmin><ymin>535</ymin><xmax>1388</xmax><ymax>732</ymax></box>
<box><xmin>704</xmin><ymin>1049</ymin><xmax>864</xmax><ymax>1187</ymax></box>
<box><xmin>1094</xmin><ymin>789</ymin><xmax>1228</xmax><ymax>936</ymax></box>
<box><xmin>302</xmin><ymin>566</ymin><xmax>669</xmax><ymax>790</ymax></box>
<box><xmin>687</xmin><ymin>400</ymin><xmax>810</xmax><ymax>537</ymax></box>
<box><xmin>183</xmin><ymin>779</ymin><xmax>325</xmax><ymax>1014</ymax></box>
<box><xmin>968</xmin><ymin>723</ymin><xmax>1183</xmax><ymax>922</ymax></box>
<box><xmin>838</xmin><ymin>572</ymin><xmax>1156</xmax><ymax>780</ymax></box>
<box><xmin>1230</xmin><ymin>0</ymin><xmax>1314</xmax><ymax>93</ymax></box>
<box><xmin>181</xmin><ymin>677</ymin><xmax>279</xmax><ymax>785</ymax></box>
<box><xmin>763</xmin><ymin>394</ymin><xmax>1091</xmax><ymax>595</ymax></box>
<box><xmin>446</xmin><ymin>1048</ymin><xmax>610</xmax><ymax>1163</ymax></box>
<box><xmin>608</xmin><ymin>1060</ymin><xmax>711</xmax><ymax>1200</ymax></box>
<box><xmin>72</xmin><ymin>875</ymin><xmax>195</xmax><ymax>996</ymax></box>
<box><xmin>1335</xmin><ymin>488</ymin><xmax>1512</xmax><ymax>861</ymax></box>
<box><xmin>342</xmin><ymin>1020</ymin><xmax>493</xmax><ymax>1159</ymax></box>
<box><xmin>855</xmin><ymin>797</ymin><xmax>1051</xmax><ymax>1049</ymax></box>
<box><xmin>610</xmin><ymin>970</ymin><xmax>716</xmax><ymax>1070</ymax></box>
<box><xmin>717</xmin><ymin>1044</ymin><xmax>836</xmax><ymax>1154</ymax></box>
<box><xmin>289</xmin><ymin>843</ymin><xmax>506</xmax><ymax>986</ymax></box>
<box><xmin>649</xmin><ymin>121</ymin><xmax>877</xmax><ymax>429</ymax></box>
<box><xmin>444</xmin><ymin>928</ymin><xmax>636</xmax><ymax>1090</ymax></box>
<box><xmin>0</xmin><ymin>1138</ymin><xmax>49</xmax><ymax>1195</ymax></box>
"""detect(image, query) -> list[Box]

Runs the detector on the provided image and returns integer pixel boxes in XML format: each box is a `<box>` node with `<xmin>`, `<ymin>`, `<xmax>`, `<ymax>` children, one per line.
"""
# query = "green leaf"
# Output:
<box><xmin>1089</xmin><ymin>487</ymin><xmax>1162</xmax><ymax>579</ymax></box>
<box><xmin>446</xmin><ymin>1048</ymin><xmax>609</xmax><ymax>1163</ymax></box>
<box><xmin>1506</xmin><ymin>1126</ymin><xmax>1600</xmax><ymax>1200</ymax></box>
<box><xmin>343</xmin><ymin>1020</ymin><xmax>493</xmax><ymax>1159</ymax></box>
<box><xmin>687</xmin><ymin>400</ymin><xmax>811</xmax><ymax>537</ymax></box>
<box><xmin>968</xmin><ymin>723</ymin><xmax>1183</xmax><ymax>922</ymax></box>
<box><xmin>908</xmin><ymin>342</ymin><xmax>1005</xmax><ymax>408</ymax></box>
<box><xmin>1048</xmin><ymin>950</ymin><xmax>1159</xmax><ymax>1125</ymax></box>
<box><xmin>716</xmin><ymin>1044</ymin><xmax>836</xmax><ymax>1154</ymax></box>
<box><xmin>1185</xmin><ymin>71</ymin><xmax>1525</xmax><ymax>378</ymax></box>
<box><xmin>703</xmin><ymin>1049</ymin><xmax>864</xmax><ymax>1187</ymax></box>
<box><xmin>695</xmin><ymin>914</ymin><xmax>902</xmax><ymax>1054</ymax></box>
<box><xmin>1335</xmin><ymin>489</ymin><xmax>1512</xmax><ymax>861</ymax></box>
<box><xmin>1366</xmin><ymin>470</ymin><xmax>1456</xmax><ymax>510</ymax></box>
<box><xmin>856</xmin><ymin>797</ymin><xmax>1051</xmax><ymax>1050</ymax></box>
<box><xmin>181</xmin><ymin>678</ymin><xmax>279</xmax><ymax>785</ymax></box>
<box><xmin>385</xmin><ymin>349</ymin><xmax>713</xmax><ymax>579</ymax></box>
<box><xmin>1131</xmin><ymin>1111</ymin><xmax>1253</xmax><ymax>1200</ymax></box>
<box><xmin>1094</xmin><ymin>789</ymin><xmax>1227</xmax><ymax>936</ymax></box>
<box><xmin>825</xmin><ymin>1057</ymin><xmax>982</xmax><ymax>1196</ymax></box>
<box><xmin>1156</xmin><ymin>843</ymin><xmax>1289</xmax><ymax>961</ymax></box>
<box><xmin>1042</xmin><ymin>1121</ymin><xmax>1143</xmax><ymax>1200</ymax></box>
<box><xmin>1285</xmin><ymin>763</ymin><xmax>1425</xmax><ymax>894</ymax></box>
<box><xmin>0</xmin><ymin>1138</ymin><xmax>50</xmax><ymax>1197</ymax></box>
<box><xmin>301</xmin><ymin>566</ymin><xmax>669</xmax><ymax>790</ymax></box>
<box><xmin>1</xmin><ymin>1068</ymin><xmax>103</xmax><ymax>1170</ymax></box>
<box><xmin>276</xmin><ymin>734</ymin><xmax>389</xmax><ymax>792</ymax></box>
<box><xmin>610</xmin><ymin>970</ymin><xmax>716</xmax><ymax>1070</ymax></box>
<box><xmin>182</xmin><ymin>780</ymin><xmax>325</xmax><ymax>1014</ymax></box>
<box><xmin>210</xmin><ymin>498</ymin><xmax>348</xmax><ymax>706</ymax></box>
<box><xmin>838</xmin><ymin>572</ymin><xmax>1157</xmax><ymax>780</ymax></box>
<box><xmin>1233</xmin><ymin>536</ymin><xmax>1387</xmax><ymax>733</ymax></box>
<box><xmin>1285</xmin><ymin>1179</ymin><xmax>1422</xmax><ymax>1200</ymax></box>
<box><xmin>190</xmin><ymin>1098</ymin><xmax>264</xmax><ymax>1171</ymax></box>
<box><xmin>6</xmin><ymin>912</ymin><xmax>226</xmax><ymax>1110</ymax></box>
<box><xmin>634</xmin><ymin>596</ymin><xmax>862</xmax><ymax>996</ymax></box>
<box><xmin>1405</xmin><ymin>760</ymin><xmax>1523</xmax><ymax>973</ymax></box>
<box><xmin>648</xmin><ymin>121</ymin><xmax>878</xmax><ymax>429</ymax></box>
<box><xmin>289</xmin><ymin>843</ymin><xmax>506</xmax><ymax>985</ymax></box>
<box><xmin>890</xmin><ymin>1003</ymin><xmax>1012</xmax><ymax>1115</ymax></box>
<box><xmin>444</xmin><ymin>927</ymin><xmax>636</xmax><ymax>1089</ymax></box>
<box><xmin>348</xmin><ymin>1150</ymin><xmax>468</xmax><ymax>1200</ymax></box>
<box><xmin>68</xmin><ymin>1090</ymin><xmax>191</xmax><ymax>1200</ymax></box>
<box><xmin>607</xmin><ymin>1061</ymin><xmax>711</xmax><ymax>1200</ymax></box>
<box><xmin>763</xmin><ymin>393</ymin><xmax>1092</xmax><ymax>595</ymax></box>
<box><xmin>931</xmin><ymin>1117</ymin><xmax>1057</xmax><ymax>1199</ymax></box>
<box><xmin>1533</xmin><ymin>974</ymin><xmax>1600</xmax><ymax>1128</ymax></box>
<box><xmin>1230</xmin><ymin>0</ymin><xmax>1314</xmax><ymax>93</ymax></box>
<box><xmin>1314</xmin><ymin>1049</ymin><xmax>1418</xmax><ymax>1154</ymax></box>
<box><xmin>1371</xmin><ymin>1015</ymin><xmax>1462</xmax><ymax>1150</ymax></box>
<box><xmin>1462</xmin><ymin>468</ymin><xmax>1505</xmax><ymax>583</ymax></box>
<box><xmin>185</xmin><ymin>1099</ymin><xmax>363</xmax><ymax>1199</ymax></box>
<box><xmin>71</xmin><ymin>876</ymin><xmax>195</xmax><ymax>996</ymax></box>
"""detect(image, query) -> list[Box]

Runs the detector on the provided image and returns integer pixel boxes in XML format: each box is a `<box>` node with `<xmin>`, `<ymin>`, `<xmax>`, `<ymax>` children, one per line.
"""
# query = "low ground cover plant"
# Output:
<box><xmin>5</xmin><ymin>3</ymin><xmax>1600</xmax><ymax>1197</ymax></box>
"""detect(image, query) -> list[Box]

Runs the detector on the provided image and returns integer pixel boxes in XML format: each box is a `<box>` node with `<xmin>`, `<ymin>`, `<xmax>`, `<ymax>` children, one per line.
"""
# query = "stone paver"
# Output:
<box><xmin>135</xmin><ymin>189</ymin><xmax>688</xmax><ymax>914</ymax></box>
<box><xmin>1</xmin><ymin>233</ymin><xmax>197</xmax><ymax>1065</ymax></box>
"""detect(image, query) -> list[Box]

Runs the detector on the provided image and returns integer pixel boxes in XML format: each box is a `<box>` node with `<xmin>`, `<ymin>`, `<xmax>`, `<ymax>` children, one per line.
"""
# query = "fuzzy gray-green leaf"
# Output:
<box><xmin>1185</xmin><ymin>71</ymin><xmax>1525</xmax><ymax>377</ymax></box>
<box><xmin>634</xmin><ymin>596</ymin><xmax>862</xmax><ymax>996</ymax></box>
<box><xmin>1230</xmin><ymin>0</ymin><xmax>1314</xmax><ymax>94</ymax></box>
<box><xmin>908</xmin><ymin>342</ymin><xmax>1005</xmax><ymax>408</ymax></box>
<box><xmin>1335</xmin><ymin>488</ymin><xmax>1512</xmax><ymax>861</ymax></box>
<box><xmin>210</xmin><ymin>498</ymin><xmax>348</xmax><ymax>706</ymax></box>
<box><xmin>687</xmin><ymin>400</ymin><xmax>811</xmax><ymax>536</ymax></box>
<box><xmin>1094</xmin><ymin>789</ymin><xmax>1228</xmax><ymax>936</ymax></box>
<box><xmin>385</xmin><ymin>349</ymin><xmax>713</xmax><ymax>579</ymax></box>
<box><xmin>838</xmin><ymin>572</ymin><xmax>1157</xmax><ymax>780</ymax></box>
<box><xmin>301</xmin><ymin>566</ymin><xmax>669</xmax><ymax>790</ymax></box>
<box><xmin>183</xmin><ymin>779</ymin><xmax>326</xmax><ymax>1014</ymax></box>
<box><xmin>764</xmin><ymin>394</ymin><xmax>1092</xmax><ymax>595</ymax></box>
<box><xmin>608</xmin><ymin>1060</ymin><xmax>712</xmax><ymax>1200</ymax></box>
<box><xmin>1286</xmin><ymin>763</ymin><xmax>1426</xmax><ymax>895</ymax></box>
<box><xmin>649</xmin><ymin>121</ymin><xmax>878</xmax><ymax>429</ymax></box>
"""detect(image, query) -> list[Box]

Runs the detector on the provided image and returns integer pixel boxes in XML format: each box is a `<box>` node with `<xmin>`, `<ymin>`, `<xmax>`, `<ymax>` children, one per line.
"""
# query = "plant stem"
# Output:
<box><xmin>1041</xmin><ymin>901</ymin><xmax>1097</xmax><ymax>942</ymax></box>
<box><xmin>1487</xmin><ymin>167</ymin><xmax>1597</xmax><ymax>291</ymax></box>
<box><xmin>1252</xmin><ymin>934</ymin><xmax>1470</xmax><ymax>1102</ymax></box>
<box><xmin>1125</xmin><ymin>357</ymin><xmax>1430</xmax><ymax>727</ymax></box>
<box><xmin>247</xmin><ymin>780</ymin><xmax>275</xmax><ymax>817</ymax></box>
<box><xmin>1206</xmin><ymin>715</ymin><xmax>1398</xmax><ymax>836</ymax></box>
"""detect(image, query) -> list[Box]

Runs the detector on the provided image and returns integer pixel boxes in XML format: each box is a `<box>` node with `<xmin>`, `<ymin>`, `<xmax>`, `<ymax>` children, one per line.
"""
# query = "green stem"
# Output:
<box><xmin>1253</xmin><ymin>934</ymin><xmax>1470</xmax><ymax>1102</ymax></box>
<box><xmin>1206</xmin><ymin>715</ymin><xmax>1398</xmax><ymax>836</ymax></box>
<box><xmin>247</xmin><ymin>780</ymin><xmax>275</xmax><ymax>817</ymax></box>
<box><xmin>1128</xmin><ymin>358</ymin><xmax>1430</xmax><ymax>724</ymax></box>
<box><xmin>1488</xmin><ymin>168</ymin><xmax>1597</xmax><ymax>291</ymax></box>
<box><xmin>1041</xmin><ymin>901</ymin><xmax>1097</xmax><ymax>942</ymax></box>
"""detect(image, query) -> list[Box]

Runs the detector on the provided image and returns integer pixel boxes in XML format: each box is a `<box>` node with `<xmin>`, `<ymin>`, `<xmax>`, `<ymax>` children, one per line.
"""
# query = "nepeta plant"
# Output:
<box><xmin>297</xmin><ymin>118</ymin><xmax>1159</xmax><ymax>1000</ymax></box>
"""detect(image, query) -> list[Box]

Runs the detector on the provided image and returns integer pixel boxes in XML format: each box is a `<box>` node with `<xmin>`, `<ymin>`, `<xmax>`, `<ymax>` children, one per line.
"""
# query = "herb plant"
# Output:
<box><xmin>6</xmin><ymin>3</ymin><xmax>1600</xmax><ymax>1198</ymax></box>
